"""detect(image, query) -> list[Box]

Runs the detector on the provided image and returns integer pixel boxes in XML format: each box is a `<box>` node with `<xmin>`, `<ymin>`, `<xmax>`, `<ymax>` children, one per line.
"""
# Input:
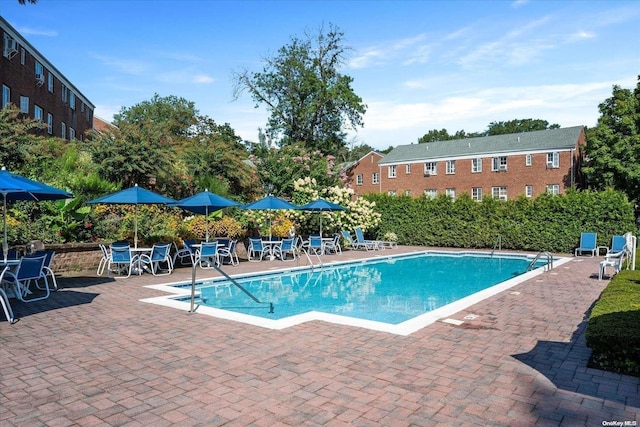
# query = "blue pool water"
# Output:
<box><xmin>173</xmin><ymin>253</ymin><xmax>546</xmax><ymax>325</ymax></box>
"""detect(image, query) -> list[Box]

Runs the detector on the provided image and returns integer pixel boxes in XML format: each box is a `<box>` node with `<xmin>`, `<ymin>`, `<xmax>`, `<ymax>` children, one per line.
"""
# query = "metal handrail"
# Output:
<box><xmin>189</xmin><ymin>259</ymin><xmax>274</xmax><ymax>314</ymax></box>
<box><xmin>527</xmin><ymin>251</ymin><xmax>553</xmax><ymax>272</ymax></box>
<box><xmin>491</xmin><ymin>235</ymin><xmax>502</xmax><ymax>257</ymax></box>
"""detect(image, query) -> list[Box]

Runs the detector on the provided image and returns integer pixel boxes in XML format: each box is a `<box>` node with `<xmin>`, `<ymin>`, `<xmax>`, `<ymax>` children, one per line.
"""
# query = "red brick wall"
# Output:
<box><xmin>0</xmin><ymin>28</ymin><xmax>93</xmax><ymax>140</ymax></box>
<box><xmin>346</xmin><ymin>152</ymin><xmax>383</xmax><ymax>198</ymax></box>
<box><xmin>380</xmin><ymin>149</ymin><xmax>581</xmax><ymax>199</ymax></box>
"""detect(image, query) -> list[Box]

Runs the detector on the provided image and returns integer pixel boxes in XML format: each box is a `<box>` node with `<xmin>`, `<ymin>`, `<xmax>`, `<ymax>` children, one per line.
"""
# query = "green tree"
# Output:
<box><xmin>0</xmin><ymin>106</ymin><xmax>43</xmax><ymax>171</ymax></box>
<box><xmin>233</xmin><ymin>23</ymin><xmax>366</xmax><ymax>154</ymax></box>
<box><xmin>583</xmin><ymin>77</ymin><xmax>640</xmax><ymax>204</ymax></box>
<box><xmin>485</xmin><ymin>119</ymin><xmax>560</xmax><ymax>135</ymax></box>
<box><xmin>250</xmin><ymin>142</ymin><xmax>340</xmax><ymax>198</ymax></box>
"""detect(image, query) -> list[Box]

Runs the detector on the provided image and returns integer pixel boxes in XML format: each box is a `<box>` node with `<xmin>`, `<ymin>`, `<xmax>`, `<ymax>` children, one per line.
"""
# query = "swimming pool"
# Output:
<box><xmin>142</xmin><ymin>250</ymin><xmax>570</xmax><ymax>335</ymax></box>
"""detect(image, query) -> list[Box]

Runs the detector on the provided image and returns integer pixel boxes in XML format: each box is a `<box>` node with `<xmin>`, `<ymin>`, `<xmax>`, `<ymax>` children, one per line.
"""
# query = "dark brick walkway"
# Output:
<box><xmin>1</xmin><ymin>248</ymin><xmax>638</xmax><ymax>426</ymax></box>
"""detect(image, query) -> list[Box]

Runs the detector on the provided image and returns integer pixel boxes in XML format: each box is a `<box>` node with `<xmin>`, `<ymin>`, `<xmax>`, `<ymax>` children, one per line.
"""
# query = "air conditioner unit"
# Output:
<box><xmin>423</xmin><ymin>170</ymin><xmax>436</xmax><ymax>177</ymax></box>
<box><xmin>498</xmin><ymin>165</ymin><xmax>507</xmax><ymax>171</ymax></box>
<box><xmin>546</xmin><ymin>161</ymin><xmax>555</xmax><ymax>169</ymax></box>
<box><xmin>35</xmin><ymin>73</ymin><xmax>45</xmax><ymax>86</ymax></box>
<box><xmin>4</xmin><ymin>38</ymin><xmax>18</xmax><ymax>59</ymax></box>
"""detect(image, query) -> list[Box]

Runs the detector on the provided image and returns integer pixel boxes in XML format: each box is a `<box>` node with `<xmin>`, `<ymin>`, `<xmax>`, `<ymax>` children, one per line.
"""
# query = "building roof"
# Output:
<box><xmin>339</xmin><ymin>150</ymin><xmax>384</xmax><ymax>172</ymax></box>
<box><xmin>379</xmin><ymin>126</ymin><xmax>584</xmax><ymax>166</ymax></box>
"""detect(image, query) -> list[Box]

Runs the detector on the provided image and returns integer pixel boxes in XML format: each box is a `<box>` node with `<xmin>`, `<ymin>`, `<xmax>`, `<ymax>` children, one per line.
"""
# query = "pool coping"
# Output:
<box><xmin>141</xmin><ymin>250</ymin><xmax>572</xmax><ymax>336</ymax></box>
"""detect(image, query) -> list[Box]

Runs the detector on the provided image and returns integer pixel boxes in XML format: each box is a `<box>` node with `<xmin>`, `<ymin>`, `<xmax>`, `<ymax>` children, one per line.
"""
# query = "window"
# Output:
<box><xmin>19</xmin><ymin>96</ymin><xmax>29</xmax><ymax>113</ymax></box>
<box><xmin>446</xmin><ymin>188</ymin><xmax>456</xmax><ymax>199</ymax></box>
<box><xmin>47</xmin><ymin>74</ymin><xmax>54</xmax><ymax>92</ymax></box>
<box><xmin>61</xmin><ymin>85</ymin><xmax>68</xmax><ymax>104</ymax></box>
<box><xmin>546</xmin><ymin>184</ymin><xmax>560</xmax><ymax>195</ymax></box>
<box><xmin>525</xmin><ymin>154</ymin><xmax>532</xmax><ymax>166</ymax></box>
<box><xmin>406</xmin><ymin>164</ymin><xmax>411</xmax><ymax>174</ymax></box>
<box><xmin>424</xmin><ymin>162</ymin><xmax>437</xmax><ymax>176</ymax></box>
<box><xmin>34</xmin><ymin>105</ymin><xmax>43</xmax><ymax>121</ymax></box>
<box><xmin>446</xmin><ymin>160</ymin><xmax>456</xmax><ymax>175</ymax></box>
<box><xmin>61</xmin><ymin>122</ymin><xmax>66</xmax><ymax>139</ymax></box>
<box><xmin>20</xmin><ymin>48</ymin><xmax>25</xmax><ymax>64</ymax></box>
<box><xmin>2</xmin><ymin>85</ymin><xmax>10</xmax><ymax>108</ymax></box>
<box><xmin>492</xmin><ymin>156</ymin><xmax>508</xmax><ymax>171</ymax></box>
<box><xmin>472</xmin><ymin>187</ymin><xmax>482</xmax><ymax>201</ymax></box>
<box><xmin>525</xmin><ymin>185</ymin><xmax>533</xmax><ymax>198</ymax></box>
<box><xmin>69</xmin><ymin>92</ymin><xmax>75</xmax><ymax>110</ymax></box>
<box><xmin>423</xmin><ymin>189</ymin><xmax>437</xmax><ymax>199</ymax></box>
<box><xmin>69</xmin><ymin>128</ymin><xmax>75</xmax><ymax>140</ymax></box>
<box><xmin>35</xmin><ymin>62</ymin><xmax>44</xmax><ymax>77</ymax></box>
<box><xmin>388</xmin><ymin>165</ymin><xmax>397</xmax><ymax>178</ymax></box>
<box><xmin>405</xmin><ymin>190</ymin><xmax>412</xmax><ymax>196</ymax></box>
<box><xmin>546</xmin><ymin>152</ymin><xmax>559</xmax><ymax>168</ymax></box>
<box><xmin>388</xmin><ymin>190</ymin><xmax>396</xmax><ymax>196</ymax></box>
<box><xmin>47</xmin><ymin>113</ymin><xmax>53</xmax><ymax>134</ymax></box>
<box><xmin>356</xmin><ymin>174</ymin><xmax>363</xmax><ymax>186</ymax></box>
<box><xmin>372</xmin><ymin>172</ymin><xmax>379</xmax><ymax>185</ymax></box>
<box><xmin>471</xmin><ymin>158</ymin><xmax>482</xmax><ymax>173</ymax></box>
<box><xmin>492</xmin><ymin>186</ymin><xmax>508</xmax><ymax>201</ymax></box>
<box><xmin>3</xmin><ymin>34</ymin><xmax>18</xmax><ymax>59</ymax></box>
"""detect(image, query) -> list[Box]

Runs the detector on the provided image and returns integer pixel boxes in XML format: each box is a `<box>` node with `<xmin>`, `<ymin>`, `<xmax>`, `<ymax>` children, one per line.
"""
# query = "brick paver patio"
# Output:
<box><xmin>1</xmin><ymin>247</ymin><xmax>638</xmax><ymax>426</ymax></box>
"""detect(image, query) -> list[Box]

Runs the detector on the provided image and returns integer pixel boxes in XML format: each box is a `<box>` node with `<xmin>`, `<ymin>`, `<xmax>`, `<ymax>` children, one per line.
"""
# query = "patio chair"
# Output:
<box><xmin>107</xmin><ymin>244</ymin><xmax>137</xmax><ymax>278</ymax></box>
<box><xmin>574</xmin><ymin>232</ymin><xmax>597</xmax><ymax>257</ymax></box>
<box><xmin>218</xmin><ymin>239</ymin><xmax>239</xmax><ymax>266</ymax></box>
<box><xmin>0</xmin><ymin>255</ymin><xmax>49</xmax><ymax>302</ymax></box>
<box><xmin>354</xmin><ymin>228</ymin><xmax>380</xmax><ymax>251</ymax></box>
<box><xmin>606</xmin><ymin>235</ymin><xmax>626</xmax><ymax>256</ymax></box>
<box><xmin>28</xmin><ymin>250</ymin><xmax>58</xmax><ymax>291</ymax></box>
<box><xmin>0</xmin><ymin>248</ymin><xmax>19</xmax><ymax>261</ymax></box>
<box><xmin>97</xmin><ymin>244</ymin><xmax>110</xmax><ymax>276</ymax></box>
<box><xmin>324</xmin><ymin>233</ymin><xmax>342</xmax><ymax>255</ymax></box>
<box><xmin>0</xmin><ymin>285</ymin><xmax>15</xmax><ymax>323</ymax></box>
<box><xmin>173</xmin><ymin>239</ymin><xmax>197</xmax><ymax>266</ymax></box>
<box><xmin>197</xmin><ymin>241</ymin><xmax>219</xmax><ymax>269</ymax></box>
<box><xmin>247</xmin><ymin>238</ymin><xmax>269</xmax><ymax>262</ymax></box>
<box><xmin>308</xmin><ymin>235</ymin><xmax>325</xmax><ymax>256</ymax></box>
<box><xmin>138</xmin><ymin>243</ymin><xmax>173</xmax><ymax>276</ymax></box>
<box><xmin>274</xmin><ymin>238</ymin><xmax>297</xmax><ymax>261</ymax></box>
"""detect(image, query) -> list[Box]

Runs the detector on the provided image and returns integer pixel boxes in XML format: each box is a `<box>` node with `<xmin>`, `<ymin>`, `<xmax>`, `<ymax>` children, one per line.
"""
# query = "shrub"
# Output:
<box><xmin>585</xmin><ymin>270</ymin><xmax>640</xmax><ymax>377</ymax></box>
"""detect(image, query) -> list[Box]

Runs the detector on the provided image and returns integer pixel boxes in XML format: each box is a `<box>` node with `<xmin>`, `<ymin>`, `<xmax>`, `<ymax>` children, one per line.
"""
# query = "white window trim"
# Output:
<box><xmin>525</xmin><ymin>154</ymin><xmax>532</xmax><ymax>166</ymax></box>
<box><xmin>446</xmin><ymin>160</ymin><xmax>456</xmax><ymax>175</ymax></box>
<box><xmin>424</xmin><ymin>162</ymin><xmax>437</xmax><ymax>176</ymax></box>
<box><xmin>472</xmin><ymin>187</ymin><xmax>482</xmax><ymax>201</ymax></box>
<box><xmin>372</xmin><ymin>172</ymin><xmax>380</xmax><ymax>185</ymax></box>
<box><xmin>356</xmin><ymin>174</ymin><xmax>363</xmax><ymax>186</ymax></box>
<box><xmin>388</xmin><ymin>165</ymin><xmax>397</xmax><ymax>178</ymax></box>
<box><xmin>472</xmin><ymin>158</ymin><xmax>482</xmax><ymax>173</ymax></box>
<box><xmin>525</xmin><ymin>185</ymin><xmax>533</xmax><ymax>198</ymax></box>
<box><xmin>546</xmin><ymin>152</ymin><xmax>559</xmax><ymax>168</ymax></box>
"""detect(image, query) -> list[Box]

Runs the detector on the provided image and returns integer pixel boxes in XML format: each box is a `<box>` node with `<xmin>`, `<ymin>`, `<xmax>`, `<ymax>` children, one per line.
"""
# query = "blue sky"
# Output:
<box><xmin>2</xmin><ymin>0</ymin><xmax>638</xmax><ymax>150</ymax></box>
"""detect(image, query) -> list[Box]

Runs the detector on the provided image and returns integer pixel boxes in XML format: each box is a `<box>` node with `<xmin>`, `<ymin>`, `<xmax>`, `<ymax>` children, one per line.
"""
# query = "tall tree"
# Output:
<box><xmin>233</xmin><ymin>23</ymin><xmax>366</xmax><ymax>154</ymax></box>
<box><xmin>486</xmin><ymin>119</ymin><xmax>560</xmax><ymax>135</ymax></box>
<box><xmin>583</xmin><ymin>76</ymin><xmax>640</xmax><ymax>204</ymax></box>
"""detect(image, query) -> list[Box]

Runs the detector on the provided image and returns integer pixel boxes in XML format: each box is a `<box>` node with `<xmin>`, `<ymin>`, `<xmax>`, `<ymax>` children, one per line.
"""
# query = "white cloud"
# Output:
<box><xmin>16</xmin><ymin>26</ymin><xmax>58</xmax><ymax>37</ymax></box>
<box><xmin>92</xmin><ymin>54</ymin><xmax>150</xmax><ymax>76</ymax></box>
<box><xmin>193</xmin><ymin>74</ymin><xmax>214</xmax><ymax>84</ymax></box>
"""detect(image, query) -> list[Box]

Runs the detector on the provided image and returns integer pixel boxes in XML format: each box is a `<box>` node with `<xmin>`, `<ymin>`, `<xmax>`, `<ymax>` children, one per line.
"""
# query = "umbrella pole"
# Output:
<box><xmin>134</xmin><ymin>204</ymin><xmax>138</xmax><ymax>249</ymax></box>
<box><xmin>2</xmin><ymin>195</ymin><xmax>7</xmax><ymax>263</ymax></box>
<box><xmin>205</xmin><ymin>206</ymin><xmax>209</xmax><ymax>242</ymax></box>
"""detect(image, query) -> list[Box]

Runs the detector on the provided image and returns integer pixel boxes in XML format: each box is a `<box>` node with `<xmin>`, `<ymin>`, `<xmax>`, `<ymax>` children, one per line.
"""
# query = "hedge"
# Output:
<box><xmin>585</xmin><ymin>269</ymin><xmax>640</xmax><ymax>376</ymax></box>
<box><xmin>365</xmin><ymin>188</ymin><xmax>636</xmax><ymax>254</ymax></box>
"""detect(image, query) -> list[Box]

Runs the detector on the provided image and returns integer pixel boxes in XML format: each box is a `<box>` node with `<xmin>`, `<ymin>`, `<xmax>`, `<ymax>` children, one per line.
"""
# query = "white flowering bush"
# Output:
<box><xmin>289</xmin><ymin>177</ymin><xmax>381</xmax><ymax>236</ymax></box>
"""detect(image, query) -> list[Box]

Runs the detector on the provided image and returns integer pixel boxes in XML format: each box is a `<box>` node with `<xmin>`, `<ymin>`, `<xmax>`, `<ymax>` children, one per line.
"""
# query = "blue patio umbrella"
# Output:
<box><xmin>242</xmin><ymin>195</ymin><xmax>300</xmax><ymax>240</ymax></box>
<box><xmin>299</xmin><ymin>198</ymin><xmax>346</xmax><ymax>237</ymax></box>
<box><xmin>0</xmin><ymin>167</ymin><xmax>73</xmax><ymax>262</ymax></box>
<box><xmin>170</xmin><ymin>189</ymin><xmax>240</xmax><ymax>241</ymax></box>
<box><xmin>87</xmin><ymin>184</ymin><xmax>176</xmax><ymax>248</ymax></box>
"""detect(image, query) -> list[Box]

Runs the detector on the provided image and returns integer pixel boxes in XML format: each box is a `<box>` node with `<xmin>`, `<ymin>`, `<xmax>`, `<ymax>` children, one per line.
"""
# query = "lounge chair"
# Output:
<box><xmin>247</xmin><ymin>238</ymin><xmax>269</xmax><ymax>262</ymax></box>
<box><xmin>606</xmin><ymin>235</ymin><xmax>626</xmax><ymax>256</ymax></box>
<box><xmin>97</xmin><ymin>244</ymin><xmax>110</xmax><ymax>276</ymax></box>
<box><xmin>0</xmin><ymin>285</ymin><xmax>15</xmax><ymax>323</ymax></box>
<box><xmin>599</xmin><ymin>245</ymin><xmax>628</xmax><ymax>280</ymax></box>
<box><xmin>341</xmin><ymin>230</ymin><xmax>375</xmax><ymax>251</ymax></box>
<box><xmin>138</xmin><ymin>243</ymin><xmax>173</xmax><ymax>275</ymax></box>
<box><xmin>218</xmin><ymin>240</ymin><xmax>239</xmax><ymax>265</ymax></box>
<box><xmin>354</xmin><ymin>228</ymin><xmax>381</xmax><ymax>251</ymax></box>
<box><xmin>29</xmin><ymin>250</ymin><xmax>58</xmax><ymax>291</ymax></box>
<box><xmin>575</xmin><ymin>232</ymin><xmax>597</xmax><ymax>257</ymax></box>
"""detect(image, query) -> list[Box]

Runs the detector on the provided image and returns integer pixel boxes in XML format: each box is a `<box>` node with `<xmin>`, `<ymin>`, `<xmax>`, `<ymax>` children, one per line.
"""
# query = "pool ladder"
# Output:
<box><xmin>300</xmin><ymin>248</ymin><xmax>323</xmax><ymax>270</ymax></box>
<box><xmin>527</xmin><ymin>251</ymin><xmax>554</xmax><ymax>272</ymax></box>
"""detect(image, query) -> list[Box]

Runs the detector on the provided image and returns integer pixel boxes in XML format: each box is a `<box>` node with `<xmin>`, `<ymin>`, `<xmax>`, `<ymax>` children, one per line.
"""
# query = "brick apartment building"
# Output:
<box><xmin>346</xmin><ymin>126</ymin><xmax>586</xmax><ymax>200</ymax></box>
<box><xmin>0</xmin><ymin>16</ymin><xmax>94</xmax><ymax>140</ymax></box>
